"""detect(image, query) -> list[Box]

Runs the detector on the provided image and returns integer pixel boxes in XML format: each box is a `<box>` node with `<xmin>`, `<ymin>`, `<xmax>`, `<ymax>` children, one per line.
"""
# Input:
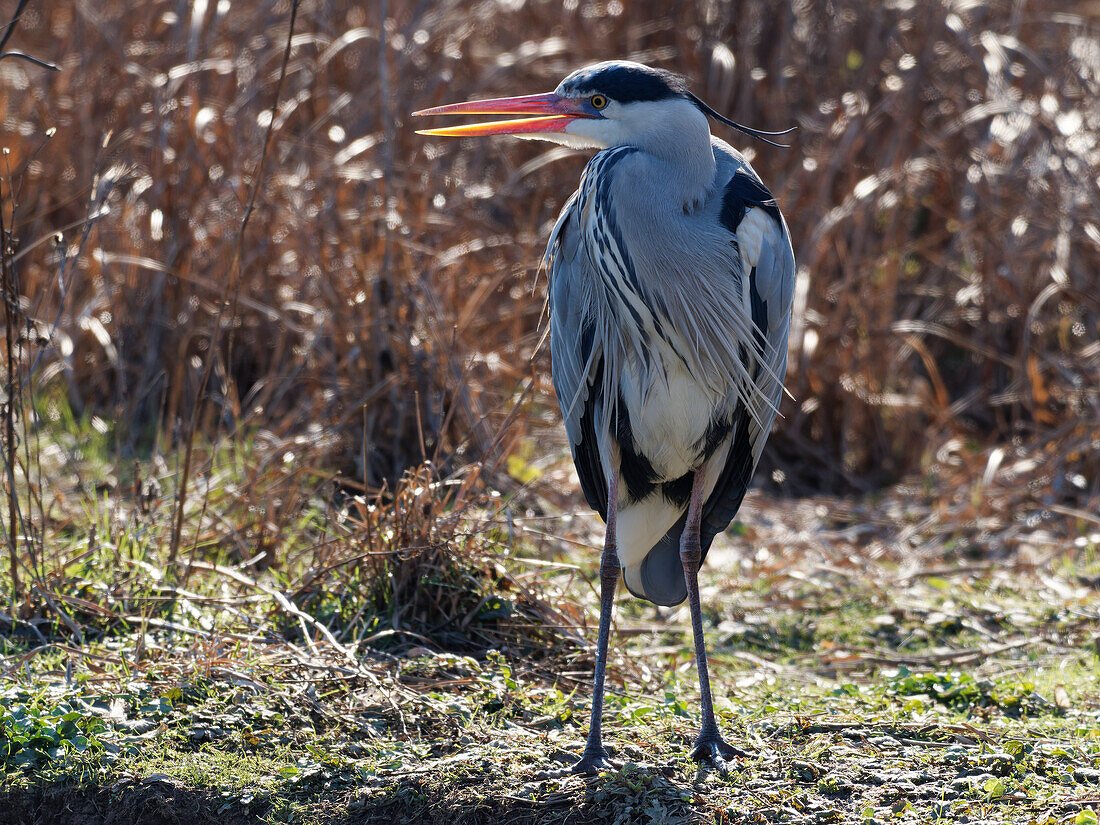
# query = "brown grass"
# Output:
<box><xmin>290</xmin><ymin>460</ymin><xmax>587</xmax><ymax>655</ymax></box>
<box><xmin>2</xmin><ymin>0</ymin><xmax>1098</xmax><ymax>514</ymax></box>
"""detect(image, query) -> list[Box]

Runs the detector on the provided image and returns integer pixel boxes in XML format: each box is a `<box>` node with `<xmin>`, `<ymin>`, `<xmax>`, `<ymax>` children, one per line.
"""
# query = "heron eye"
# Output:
<box><xmin>590</xmin><ymin>94</ymin><xmax>608</xmax><ymax>110</ymax></box>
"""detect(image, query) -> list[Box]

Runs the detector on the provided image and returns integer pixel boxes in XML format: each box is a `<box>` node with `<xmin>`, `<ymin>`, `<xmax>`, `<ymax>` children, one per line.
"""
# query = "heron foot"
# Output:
<box><xmin>690</xmin><ymin>732</ymin><xmax>748</xmax><ymax>771</ymax></box>
<box><xmin>571</xmin><ymin>747</ymin><xmax>614</xmax><ymax>775</ymax></box>
<box><xmin>531</xmin><ymin>749</ymin><xmax>617</xmax><ymax>780</ymax></box>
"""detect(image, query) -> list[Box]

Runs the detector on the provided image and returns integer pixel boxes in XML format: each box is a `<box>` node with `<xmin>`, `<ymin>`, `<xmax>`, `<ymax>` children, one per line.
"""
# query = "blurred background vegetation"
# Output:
<box><xmin>0</xmin><ymin>0</ymin><xmax>1098</xmax><ymax>626</ymax></box>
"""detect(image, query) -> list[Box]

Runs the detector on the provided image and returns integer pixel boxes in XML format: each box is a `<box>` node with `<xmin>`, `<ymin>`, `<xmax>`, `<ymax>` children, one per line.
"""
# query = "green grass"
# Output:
<box><xmin>5</xmin><ymin>555</ymin><xmax>1100</xmax><ymax>824</ymax></box>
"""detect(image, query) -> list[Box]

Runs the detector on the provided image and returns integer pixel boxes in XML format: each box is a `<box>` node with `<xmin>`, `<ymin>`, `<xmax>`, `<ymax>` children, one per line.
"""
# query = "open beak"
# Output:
<box><xmin>412</xmin><ymin>92</ymin><xmax>596</xmax><ymax>138</ymax></box>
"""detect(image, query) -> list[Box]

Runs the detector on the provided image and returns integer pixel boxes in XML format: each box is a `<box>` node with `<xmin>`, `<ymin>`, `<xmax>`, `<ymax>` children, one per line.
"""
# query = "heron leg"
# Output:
<box><xmin>572</xmin><ymin>474</ymin><xmax>619</xmax><ymax>775</ymax></box>
<box><xmin>681</xmin><ymin>470</ymin><xmax>747</xmax><ymax>770</ymax></box>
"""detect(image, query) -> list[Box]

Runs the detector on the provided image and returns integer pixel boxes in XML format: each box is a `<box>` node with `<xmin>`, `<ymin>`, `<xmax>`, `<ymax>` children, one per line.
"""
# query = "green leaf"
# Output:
<box><xmin>983</xmin><ymin>777</ymin><xmax>1005</xmax><ymax>799</ymax></box>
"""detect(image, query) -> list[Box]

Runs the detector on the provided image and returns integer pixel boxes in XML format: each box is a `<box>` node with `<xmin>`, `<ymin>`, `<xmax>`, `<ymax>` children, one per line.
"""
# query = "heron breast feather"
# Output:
<box><xmin>621</xmin><ymin>345</ymin><xmax>724</xmax><ymax>480</ymax></box>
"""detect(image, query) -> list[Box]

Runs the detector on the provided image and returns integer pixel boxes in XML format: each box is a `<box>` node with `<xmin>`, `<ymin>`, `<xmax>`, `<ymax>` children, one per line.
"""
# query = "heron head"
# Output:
<box><xmin>413</xmin><ymin>60</ymin><xmax>793</xmax><ymax>151</ymax></box>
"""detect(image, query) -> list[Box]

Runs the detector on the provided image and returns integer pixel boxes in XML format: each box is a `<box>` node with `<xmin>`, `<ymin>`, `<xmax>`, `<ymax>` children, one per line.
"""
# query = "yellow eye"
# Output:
<box><xmin>590</xmin><ymin>94</ymin><xmax>608</xmax><ymax>110</ymax></box>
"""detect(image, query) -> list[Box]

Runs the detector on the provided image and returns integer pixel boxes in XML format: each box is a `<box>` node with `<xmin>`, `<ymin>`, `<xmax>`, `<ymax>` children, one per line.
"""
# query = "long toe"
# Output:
<box><xmin>690</xmin><ymin>733</ymin><xmax>749</xmax><ymax>771</ymax></box>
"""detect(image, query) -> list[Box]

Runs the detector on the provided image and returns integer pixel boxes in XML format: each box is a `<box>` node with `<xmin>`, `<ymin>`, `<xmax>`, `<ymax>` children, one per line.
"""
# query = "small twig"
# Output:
<box><xmin>729</xmin><ymin>650</ymin><xmax>788</xmax><ymax>673</ymax></box>
<box><xmin>894</xmin><ymin>562</ymin><xmax>996</xmax><ymax>582</ymax></box>
<box><xmin>866</xmin><ymin>636</ymin><xmax>1045</xmax><ymax>667</ymax></box>
<box><xmin>120</xmin><ymin>615</ymin><xmax>269</xmax><ymax>645</ymax></box>
<box><xmin>29</xmin><ymin>585</ymin><xmax>84</xmax><ymax>645</ymax></box>
<box><xmin>0</xmin><ymin>610</ymin><xmax>47</xmax><ymax>645</ymax></box>
<box><xmin>1048</xmin><ymin>503</ymin><xmax>1100</xmax><ymax>530</ymax></box>
<box><xmin>0</xmin><ymin>643</ymin><xmax>125</xmax><ymax>675</ymax></box>
<box><xmin>0</xmin><ymin>50</ymin><xmax>58</xmax><ymax>70</ymax></box>
<box><xmin>896</xmin><ymin>737</ymin><xmax>953</xmax><ymax>749</ymax></box>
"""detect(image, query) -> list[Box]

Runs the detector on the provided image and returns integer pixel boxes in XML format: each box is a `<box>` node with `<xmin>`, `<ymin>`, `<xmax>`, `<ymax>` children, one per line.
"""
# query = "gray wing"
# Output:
<box><xmin>629</xmin><ymin>191</ymin><xmax>794</xmax><ymax>606</ymax></box>
<box><xmin>545</xmin><ymin>191</ymin><xmax>609</xmax><ymax>520</ymax></box>
<box><xmin>700</xmin><ymin>171</ymin><xmax>796</xmax><ymax>549</ymax></box>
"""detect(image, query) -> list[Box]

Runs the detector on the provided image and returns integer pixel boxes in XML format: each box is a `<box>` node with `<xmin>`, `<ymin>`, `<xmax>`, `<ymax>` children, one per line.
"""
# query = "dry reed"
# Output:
<box><xmin>0</xmin><ymin>1</ymin><xmax>1096</xmax><ymax>617</ymax></box>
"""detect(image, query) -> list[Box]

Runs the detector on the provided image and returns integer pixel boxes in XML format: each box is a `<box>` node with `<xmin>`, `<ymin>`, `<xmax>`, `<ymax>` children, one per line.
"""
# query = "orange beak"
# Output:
<box><xmin>412</xmin><ymin>92</ymin><xmax>597</xmax><ymax>137</ymax></box>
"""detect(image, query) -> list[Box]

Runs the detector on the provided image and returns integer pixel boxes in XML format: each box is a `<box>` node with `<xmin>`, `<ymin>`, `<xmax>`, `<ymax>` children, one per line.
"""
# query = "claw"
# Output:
<box><xmin>690</xmin><ymin>733</ymin><xmax>748</xmax><ymax>771</ymax></box>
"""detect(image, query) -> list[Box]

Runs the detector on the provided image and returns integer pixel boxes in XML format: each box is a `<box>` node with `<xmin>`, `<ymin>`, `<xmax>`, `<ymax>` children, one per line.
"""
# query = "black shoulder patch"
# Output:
<box><xmin>719</xmin><ymin>168</ymin><xmax>782</xmax><ymax>234</ymax></box>
<box><xmin>574</xmin><ymin>350</ymin><xmax>609</xmax><ymax>520</ymax></box>
<box><xmin>699</xmin><ymin>405</ymin><xmax>755</xmax><ymax>557</ymax></box>
<box><xmin>748</xmin><ymin>266</ymin><xmax>768</xmax><ymax>357</ymax></box>
<box><xmin>612</xmin><ymin>393</ymin><xmax>659</xmax><ymax>504</ymax></box>
<box><xmin>562</xmin><ymin>63</ymin><xmax>688</xmax><ymax>104</ymax></box>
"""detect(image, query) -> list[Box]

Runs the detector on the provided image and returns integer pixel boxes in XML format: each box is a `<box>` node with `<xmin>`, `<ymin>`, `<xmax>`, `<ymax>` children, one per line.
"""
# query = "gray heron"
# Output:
<box><xmin>414</xmin><ymin>60</ymin><xmax>796</xmax><ymax>774</ymax></box>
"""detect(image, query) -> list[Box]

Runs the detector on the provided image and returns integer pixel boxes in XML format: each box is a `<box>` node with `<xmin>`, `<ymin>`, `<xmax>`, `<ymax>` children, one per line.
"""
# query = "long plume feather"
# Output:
<box><xmin>686</xmin><ymin>92</ymin><xmax>797</xmax><ymax>148</ymax></box>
